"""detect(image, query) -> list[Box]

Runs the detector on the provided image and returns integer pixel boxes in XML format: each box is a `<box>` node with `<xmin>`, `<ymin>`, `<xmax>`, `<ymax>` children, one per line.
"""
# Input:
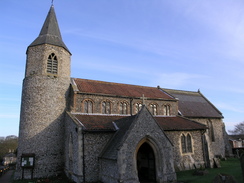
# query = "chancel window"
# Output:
<box><xmin>47</xmin><ymin>53</ymin><xmax>58</xmax><ymax>74</ymax></box>
<box><xmin>163</xmin><ymin>105</ymin><xmax>170</xmax><ymax>116</ymax></box>
<box><xmin>102</xmin><ymin>101</ymin><xmax>111</xmax><ymax>114</ymax></box>
<box><xmin>150</xmin><ymin>103</ymin><xmax>157</xmax><ymax>115</ymax></box>
<box><xmin>119</xmin><ymin>102</ymin><xmax>128</xmax><ymax>114</ymax></box>
<box><xmin>84</xmin><ymin>100</ymin><xmax>93</xmax><ymax>113</ymax></box>
<box><xmin>181</xmin><ymin>133</ymin><xmax>193</xmax><ymax>153</ymax></box>
<box><xmin>135</xmin><ymin>103</ymin><xmax>142</xmax><ymax>113</ymax></box>
<box><xmin>207</xmin><ymin>120</ymin><xmax>215</xmax><ymax>142</ymax></box>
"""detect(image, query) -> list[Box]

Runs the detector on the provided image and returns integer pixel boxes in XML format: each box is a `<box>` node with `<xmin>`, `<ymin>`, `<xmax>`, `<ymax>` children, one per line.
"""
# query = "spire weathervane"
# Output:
<box><xmin>51</xmin><ymin>0</ymin><xmax>54</xmax><ymax>5</ymax></box>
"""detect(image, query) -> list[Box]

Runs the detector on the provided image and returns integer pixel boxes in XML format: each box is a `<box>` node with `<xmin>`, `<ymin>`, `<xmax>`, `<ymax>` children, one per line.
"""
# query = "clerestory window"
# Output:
<box><xmin>102</xmin><ymin>101</ymin><xmax>111</xmax><ymax>114</ymax></box>
<box><xmin>150</xmin><ymin>103</ymin><xmax>157</xmax><ymax>115</ymax></box>
<box><xmin>119</xmin><ymin>102</ymin><xmax>128</xmax><ymax>114</ymax></box>
<box><xmin>47</xmin><ymin>53</ymin><xmax>58</xmax><ymax>74</ymax></box>
<box><xmin>135</xmin><ymin>103</ymin><xmax>142</xmax><ymax>113</ymax></box>
<box><xmin>164</xmin><ymin>105</ymin><xmax>170</xmax><ymax>116</ymax></box>
<box><xmin>84</xmin><ymin>100</ymin><xmax>93</xmax><ymax>113</ymax></box>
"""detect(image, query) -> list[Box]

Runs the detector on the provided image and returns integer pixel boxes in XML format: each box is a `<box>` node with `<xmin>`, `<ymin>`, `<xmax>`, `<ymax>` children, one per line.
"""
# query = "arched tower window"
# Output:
<box><xmin>84</xmin><ymin>99</ymin><xmax>93</xmax><ymax>113</ymax></box>
<box><xmin>150</xmin><ymin>103</ymin><xmax>157</xmax><ymax>115</ymax></box>
<box><xmin>163</xmin><ymin>105</ymin><xmax>170</xmax><ymax>116</ymax></box>
<box><xmin>135</xmin><ymin>103</ymin><xmax>142</xmax><ymax>113</ymax></box>
<box><xmin>119</xmin><ymin>101</ymin><xmax>128</xmax><ymax>114</ymax></box>
<box><xmin>47</xmin><ymin>53</ymin><xmax>58</xmax><ymax>74</ymax></box>
<box><xmin>102</xmin><ymin>100</ymin><xmax>111</xmax><ymax>114</ymax></box>
<box><xmin>181</xmin><ymin>133</ymin><xmax>193</xmax><ymax>153</ymax></box>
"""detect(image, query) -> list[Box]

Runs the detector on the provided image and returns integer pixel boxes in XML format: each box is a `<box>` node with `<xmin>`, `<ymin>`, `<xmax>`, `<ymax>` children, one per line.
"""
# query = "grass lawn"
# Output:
<box><xmin>11</xmin><ymin>158</ymin><xmax>243</xmax><ymax>183</ymax></box>
<box><xmin>177</xmin><ymin>158</ymin><xmax>243</xmax><ymax>183</ymax></box>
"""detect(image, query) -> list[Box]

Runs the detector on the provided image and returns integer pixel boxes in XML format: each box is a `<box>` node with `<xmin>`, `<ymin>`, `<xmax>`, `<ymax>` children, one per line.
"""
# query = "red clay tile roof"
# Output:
<box><xmin>73</xmin><ymin>114</ymin><xmax>206</xmax><ymax>131</ymax></box>
<box><xmin>74</xmin><ymin>114</ymin><xmax>127</xmax><ymax>131</ymax></box>
<box><xmin>155</xmin><ymin>116</ymin><xmax>207</xmax><ymax>131</ymax></box>
<box><xmin>73</xmin><ymin>78</ymin><xmax>174</xmax><ymax>100</ymax></box>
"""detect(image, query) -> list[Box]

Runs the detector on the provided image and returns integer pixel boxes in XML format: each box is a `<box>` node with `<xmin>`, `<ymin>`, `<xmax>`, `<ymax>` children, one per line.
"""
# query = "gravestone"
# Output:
<box><xmin>213</xmin><ymin>158</ymin><xmax>221</xmax><ymax>168</ymax></box>
<box><xmin>212</xmin><ymin>173</ymin><xmax>237</xmax><ymax>183</ymax></box>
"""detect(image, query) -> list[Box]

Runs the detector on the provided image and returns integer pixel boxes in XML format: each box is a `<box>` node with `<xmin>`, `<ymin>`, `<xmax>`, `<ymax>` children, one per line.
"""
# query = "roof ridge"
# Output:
<box><xmin>74</xmin><ymin>78</ymin><xmax>159</xmax><ymax>89</ymax></box>
<box><xmin>162</xmin><ymin>88</ymin><xmax>199</xmax><ymax>94</ymax></box>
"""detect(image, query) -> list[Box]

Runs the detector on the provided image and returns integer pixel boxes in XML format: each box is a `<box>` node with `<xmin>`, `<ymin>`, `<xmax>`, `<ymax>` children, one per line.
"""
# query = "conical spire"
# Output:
<box><xmin>28</xmin><ymin>5</ymin><xmax>70</xmax><ymax>54</ymax></box>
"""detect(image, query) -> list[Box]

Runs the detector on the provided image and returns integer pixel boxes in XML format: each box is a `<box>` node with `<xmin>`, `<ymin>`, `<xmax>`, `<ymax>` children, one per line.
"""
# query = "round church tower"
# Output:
<box><xmin>15</xmin><ymin>5</ymin><xmax>71</xmax><ymax>179</ymax></box>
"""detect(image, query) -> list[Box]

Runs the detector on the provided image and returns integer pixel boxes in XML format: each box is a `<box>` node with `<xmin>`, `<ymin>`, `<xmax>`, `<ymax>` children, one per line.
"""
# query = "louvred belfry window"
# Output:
<box><xmin>47</xmin><ymin>53</ymin><xmax>58</xmax><ymax>74</ymax></box>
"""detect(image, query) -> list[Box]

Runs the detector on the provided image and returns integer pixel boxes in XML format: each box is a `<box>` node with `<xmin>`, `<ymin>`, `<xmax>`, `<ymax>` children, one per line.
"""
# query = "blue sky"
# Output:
<box><xmin>1</xmin><ymin>0</ymin><xmax>244</xmax><ymax>137</ymax></box>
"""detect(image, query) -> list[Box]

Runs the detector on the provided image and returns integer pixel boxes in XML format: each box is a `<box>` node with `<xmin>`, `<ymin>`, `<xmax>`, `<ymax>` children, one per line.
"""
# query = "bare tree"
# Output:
<box><xmin>228</xmin><ymin>121</ymin><xmax>244</xmax><ymax>135</ymax></box>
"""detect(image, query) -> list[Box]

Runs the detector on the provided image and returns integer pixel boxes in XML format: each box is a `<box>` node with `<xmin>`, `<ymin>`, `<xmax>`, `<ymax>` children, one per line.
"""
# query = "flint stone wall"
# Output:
<box><xmin>64</xmin><ymin>113</ymin><xmax>83</xmax><ymax>183</ymax></box>
<box><xmin>83</xmin><ymin>132</ymin><xmax>114</xmax><ymax>182</ymax></box>
<box><xmin>64</xmin><ymin>112</ymin><xmax>114</xmax><ymax>183</ymax></box>
<box><xmin>100</xmin><ymin>108</ymin><xmax>176</xmax><ymax>183</ymax></box>
<box><xmin>73</xmin><ymin>93</ymin><xmax>178</xmax><ymax>116</ymax></box>
<box><xmin>15</xmin><ymin>45</ymin><xmax>70</xmax><ymax>179</ymax></box>
<box><xmin>191</xmin><ymin>118</ymin><xmax>225</xmax><ymax>160</ymax></box>
<box><xmin>165</xmin><ymin>130</ymin><xmax>205</xmax><ymax>171</ymax></box>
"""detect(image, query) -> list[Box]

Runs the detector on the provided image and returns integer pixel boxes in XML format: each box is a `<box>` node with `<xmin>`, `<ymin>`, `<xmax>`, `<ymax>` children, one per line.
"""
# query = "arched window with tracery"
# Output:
<box><xmin>84</xmin><ymin>99</ymin><xmax>93</xmax><ymax>113</ymax></box>
<box><xmin>207</xmin><ymin>119</ymin><xmax>215</xmax><ymax>142</ymax></box>
<box><xmin>135</xmin><ymin>103</ymin><xmax>142</xmax><ymax>113</ymax></box>
<box><xmin>119</xmin><ymin>101</ymin><xmax>128</xmax><ymax>114</ymax></box>
<box><xmin>186</xmin><ymin>134</ymin><xmax>192</xmax><ymax>152</ymax></box>
<box><xmin>181</xmin><ymin>134</ymin><xmax>186</xmax><ymax>153</ymax></box>
<box><xmin>163</xmin><ymin>105</ymin><xmax>170</xmax><ymax>116</ymax></box>
<box><xmin>102</xmin><ymin>100</ymin><xmax>111</xmax><ymax>114</ymax></box>
<box><xmin>181</xmin><ymin>133</ymin><xmax>193</xmax><ymax>153</ymax></box>
<box><xmin>47</xmin><ymin>53</ymin><xmax>58</xmax><ymax>74</ymax></box>
<box><xmin>150</xmin><ymin>103</ymin><xmax>157</xmax><ymax>115</ymax></box>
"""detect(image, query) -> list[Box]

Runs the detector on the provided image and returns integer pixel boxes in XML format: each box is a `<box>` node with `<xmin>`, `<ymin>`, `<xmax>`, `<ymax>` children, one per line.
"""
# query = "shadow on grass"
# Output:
<box><xmin>176</xmin><ymin>158</ymin><xmax>243</xmax><ymax>183</ymax></box>
<box><xmin>12</xmin><ymin>173</ymin><xmax>75</xmax><ymax>183</ymax></box>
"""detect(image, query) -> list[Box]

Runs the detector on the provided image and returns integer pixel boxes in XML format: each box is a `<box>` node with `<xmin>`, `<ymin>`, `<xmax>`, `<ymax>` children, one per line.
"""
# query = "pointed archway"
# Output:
<box><xmin>137</xmin><ymin>143</ymin><xmax>156</xmax><ymax>183</ymax></box>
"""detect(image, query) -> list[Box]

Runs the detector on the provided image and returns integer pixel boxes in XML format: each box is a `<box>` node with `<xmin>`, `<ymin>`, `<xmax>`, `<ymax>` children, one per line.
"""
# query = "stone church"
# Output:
<box><xmin>16</xmin><ymin>5</ymin><xmax>227</xmax><ymax>183</ymax></box>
